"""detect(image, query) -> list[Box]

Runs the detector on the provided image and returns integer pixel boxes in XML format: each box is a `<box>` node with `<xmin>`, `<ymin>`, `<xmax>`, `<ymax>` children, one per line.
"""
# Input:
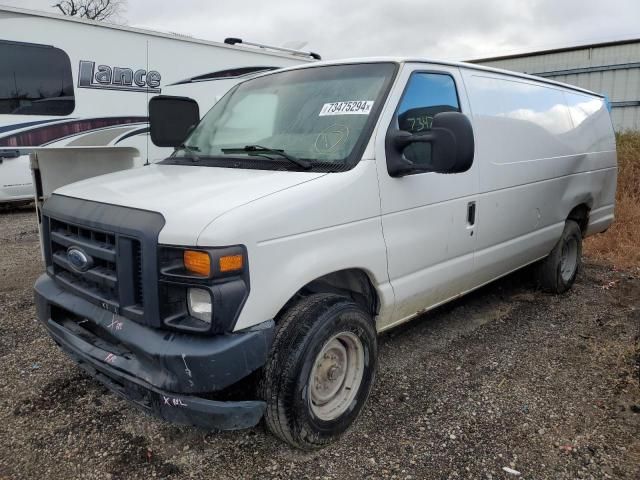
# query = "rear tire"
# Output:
<box><xmin>538</xmin><ymin>220</ymin><xmax>582</xmax><ymax>293</ymax></box>
<box><xmin>259</xmin><ymin>293</ymin><xmax>377</xmax><ymax>450</ymax></box>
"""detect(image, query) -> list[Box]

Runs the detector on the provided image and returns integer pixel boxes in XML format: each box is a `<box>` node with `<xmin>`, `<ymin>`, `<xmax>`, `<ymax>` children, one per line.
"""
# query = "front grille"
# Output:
<box><xmin>47</xmin><ymin>217</ymin><xmax>143</xmax><ymax>318</ymax></box>
<box><xmin>133</xmin><ymin>240</ymin><xmax>144</xmax><ymax>306</ymax></box>
<box><xmin>42</xmin><ymin>195</ymin><xmax>166</xmax><ymax>328</ymax></box>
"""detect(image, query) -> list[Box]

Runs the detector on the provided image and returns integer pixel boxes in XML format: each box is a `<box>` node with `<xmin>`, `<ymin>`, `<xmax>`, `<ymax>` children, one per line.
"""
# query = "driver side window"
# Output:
<box><xmin>396</xmin><ymin>73</ymin><xmax>460</xmax><ymax>166</ymax></box>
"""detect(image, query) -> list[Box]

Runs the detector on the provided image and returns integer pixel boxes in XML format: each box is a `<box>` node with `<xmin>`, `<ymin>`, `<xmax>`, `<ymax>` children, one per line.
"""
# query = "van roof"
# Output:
<box><xmin>0</xmin><ymin>4</ymin><xmax>315</xmax><ymax>61</ymax></box>
<box><xmin>269</xmin><ymin>56</ymin><xmax>604</xmax><ymax>98</ymax></box>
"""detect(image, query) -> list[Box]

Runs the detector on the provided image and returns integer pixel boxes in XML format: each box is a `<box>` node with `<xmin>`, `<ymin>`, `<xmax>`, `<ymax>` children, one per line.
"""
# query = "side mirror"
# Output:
<box><xmin>386</xmin><ymin>111</ymin><xmax>475</xmax><ymax>177</ymax></box>
<box><xmin>149</xmin><ymin>95</ymin><xmax>200</xmax><ymax>148</ymax></box>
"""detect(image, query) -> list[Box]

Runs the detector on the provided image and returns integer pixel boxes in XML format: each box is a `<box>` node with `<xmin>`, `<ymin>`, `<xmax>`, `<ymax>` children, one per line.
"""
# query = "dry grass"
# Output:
<box><xmin>584</xmin><ymin>132</ymin><xmax>640</xmax><ymax>268</ymax></box>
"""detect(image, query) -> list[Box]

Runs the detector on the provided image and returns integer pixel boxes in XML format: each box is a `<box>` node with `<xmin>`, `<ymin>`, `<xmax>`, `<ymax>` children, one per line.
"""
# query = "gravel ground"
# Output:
<box><xmin>0</xmin><ymin>205</ymin><xmax>638</xmax><ymax>480</ymax></box>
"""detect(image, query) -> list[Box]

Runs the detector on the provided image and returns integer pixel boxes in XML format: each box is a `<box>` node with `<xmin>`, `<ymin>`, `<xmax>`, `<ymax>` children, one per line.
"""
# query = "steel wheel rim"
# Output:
<box><xmin>560</xmin><ymin>237</ymin><xmax>578</xmax><ymax>282</ymax></box>
<box><xmin>309</xmin><ymin>332</ymin><xmax>365</xmax><ymax>421</ymax></box>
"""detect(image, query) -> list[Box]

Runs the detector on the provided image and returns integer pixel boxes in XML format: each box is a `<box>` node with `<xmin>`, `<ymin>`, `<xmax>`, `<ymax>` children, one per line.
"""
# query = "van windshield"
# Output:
<box><xmin>170</xmin><ymin>63</ymin><xmax>397</xmax><ymax>170</ymax></box>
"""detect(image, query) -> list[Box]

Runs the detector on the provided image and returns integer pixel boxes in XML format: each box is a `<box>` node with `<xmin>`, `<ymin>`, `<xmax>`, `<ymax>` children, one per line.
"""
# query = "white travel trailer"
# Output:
<box><xmin>33</xmin><ymin>58</ymin><xmax>616</xmax><ymax>449</ymax></box>
<box><xmin>0</xmin><ymin>5</ymin><xmax>317</xmax><ymax>203</ymax></box>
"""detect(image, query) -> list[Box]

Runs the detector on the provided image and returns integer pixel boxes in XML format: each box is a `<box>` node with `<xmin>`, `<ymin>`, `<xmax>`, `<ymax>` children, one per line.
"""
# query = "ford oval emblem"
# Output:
<box><xmin>67</xmin><ymin>246</ymin><xmax>93</xmax><ymax>272</ymax></box>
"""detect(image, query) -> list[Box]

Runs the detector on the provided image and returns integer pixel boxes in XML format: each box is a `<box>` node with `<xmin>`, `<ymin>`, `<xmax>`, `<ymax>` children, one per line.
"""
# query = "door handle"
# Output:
<box><xmin>0</xmin><ymin>150</ymin><xmax>20</xmax><ymax>159</ymax></box>
<box><xmin>467</xmin><ymin>201</ymin><xmax>476</xmax><ymax>226</ymax></box>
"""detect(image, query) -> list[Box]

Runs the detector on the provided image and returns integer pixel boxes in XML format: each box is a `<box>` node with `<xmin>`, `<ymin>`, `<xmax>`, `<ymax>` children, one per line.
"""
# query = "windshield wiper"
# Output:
<box><xmin>174</xmin><ymin>144</ymin><xmax>201</xmax><ymax>161</ymax></box>
<box><xmin>221</xmin><ymin>145</ymin><xmax>311</xmax><ymax>169</ymax></box>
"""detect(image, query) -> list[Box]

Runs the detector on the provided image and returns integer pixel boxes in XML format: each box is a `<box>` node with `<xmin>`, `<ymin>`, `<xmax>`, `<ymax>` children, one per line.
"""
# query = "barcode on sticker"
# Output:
<box><xmin>319</xmin><ymin>101</ymin><xmax>374</xmax><ymax>116</ymax></box>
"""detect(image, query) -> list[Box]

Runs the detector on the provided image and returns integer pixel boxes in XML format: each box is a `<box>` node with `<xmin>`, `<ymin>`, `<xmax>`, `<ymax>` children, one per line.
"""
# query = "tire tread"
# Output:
<box><xmin>538</xmin><ymin>220</ymin><xmax>582</xmax><ymax>293</ymax></box>
<box><xmin>260</xmin><ymin>293</ymin><xmax>374</xmax><ymax>449</ymax></box>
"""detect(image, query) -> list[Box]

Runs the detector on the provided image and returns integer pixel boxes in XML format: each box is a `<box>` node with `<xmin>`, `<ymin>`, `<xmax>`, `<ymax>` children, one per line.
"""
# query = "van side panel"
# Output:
<box><xmin>461</xmin><ymin>69</ymin><xmax>617</xmax><ymax>286</ymax></box>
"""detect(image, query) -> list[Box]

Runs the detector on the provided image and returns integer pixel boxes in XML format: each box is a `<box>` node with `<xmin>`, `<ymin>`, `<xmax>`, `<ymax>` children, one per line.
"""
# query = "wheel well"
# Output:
<box><xmin>567</xmin><ymin>204</ymin><xmax>590</xmax><ymax>236</ymax></box>
<box><xmin>278</xmin><ymin>269</ymin><xmax>380</xmax><ymax>320</ymax></box>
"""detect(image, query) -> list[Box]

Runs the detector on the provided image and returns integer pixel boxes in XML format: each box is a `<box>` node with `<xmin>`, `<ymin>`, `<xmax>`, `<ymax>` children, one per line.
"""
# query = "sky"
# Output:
<box><xmin>3</xmin><ymin>0</ymin><xmax>640</xmax><ymax>61</ymax></box>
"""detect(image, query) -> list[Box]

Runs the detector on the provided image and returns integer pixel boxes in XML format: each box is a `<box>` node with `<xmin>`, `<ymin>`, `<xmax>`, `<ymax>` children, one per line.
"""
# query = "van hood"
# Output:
<box><xmin>54</xmin><ymin>164</ymin><xmax>326</xmax><ymax>245</ymax></box>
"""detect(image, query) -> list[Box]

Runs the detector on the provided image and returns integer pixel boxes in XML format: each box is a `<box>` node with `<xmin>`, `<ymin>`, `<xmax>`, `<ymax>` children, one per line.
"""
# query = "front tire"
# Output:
<box><xmin>538</xmin><ymin>220</ymin><xmax>582</xmax><ymax>293</ymax></box>
<box><xmin>259</xmin><ymin>293</ymin><xmax>377</xmax><ymax>450</ymax></box>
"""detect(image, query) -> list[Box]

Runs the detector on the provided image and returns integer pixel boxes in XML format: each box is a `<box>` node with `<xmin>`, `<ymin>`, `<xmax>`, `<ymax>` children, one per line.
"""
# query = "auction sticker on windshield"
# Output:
<box><xmin>319</xmin><ymin>100</ymin><xmax>374</xmax><ymax>116</ymax></box>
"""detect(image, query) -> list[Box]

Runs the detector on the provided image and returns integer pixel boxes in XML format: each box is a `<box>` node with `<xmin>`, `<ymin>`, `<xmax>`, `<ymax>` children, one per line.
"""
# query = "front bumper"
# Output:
<box><xmin>34</xmin><ymin>274</ymin><xmax>274</xmax><ymax>430</ymax></box>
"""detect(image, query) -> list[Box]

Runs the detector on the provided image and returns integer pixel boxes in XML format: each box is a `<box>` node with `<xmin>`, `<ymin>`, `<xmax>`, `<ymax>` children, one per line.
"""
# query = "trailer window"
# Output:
<box><xmin>0</xmin><ymin>41</ymin><xmax>74</xmax><ymax>116</ymax></box>
<box><xmin>394</xmin><ymin>72</ymin><xmax>460</xmax><ymax>167</ymax></box>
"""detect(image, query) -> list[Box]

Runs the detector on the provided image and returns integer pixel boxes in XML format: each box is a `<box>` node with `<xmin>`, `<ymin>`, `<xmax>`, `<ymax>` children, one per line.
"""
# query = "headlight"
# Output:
<box><xmin>187</xmin><ymin>288</ymin><xmax>212</xmax><ymax>323</ymax></box>
<box><xmin>159</xmin><ymin>245</ymin><xmax>249</xmax><ymax>334</ymax></box>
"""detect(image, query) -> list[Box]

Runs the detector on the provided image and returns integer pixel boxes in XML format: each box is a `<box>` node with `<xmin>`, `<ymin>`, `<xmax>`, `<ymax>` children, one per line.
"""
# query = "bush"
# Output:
<box><xmin>584</xmin><ymin>132</ymin><xmax>640</xmax><ymax>268</ymax></box>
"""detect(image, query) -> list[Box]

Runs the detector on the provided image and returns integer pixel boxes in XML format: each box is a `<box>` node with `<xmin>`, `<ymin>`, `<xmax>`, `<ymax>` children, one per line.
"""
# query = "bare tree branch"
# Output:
<box><xmin>52</xmin><ymin>0</ymin><xmax>126</xmax><ymax>22</ymax></box>
<box><xmin>53</xmin><ymin>0</ymin><xmax>79</xmax><ymax>16</ymax></box>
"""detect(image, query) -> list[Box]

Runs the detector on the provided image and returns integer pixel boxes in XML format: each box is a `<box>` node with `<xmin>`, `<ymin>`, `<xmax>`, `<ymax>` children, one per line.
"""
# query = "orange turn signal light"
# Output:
<box><xmin>219</xmin><ymin>254</ymin><xmax>243</xmax><ymax>273</ymax></box>
<box><xmin>184</xmin><ymin>250</ymin><xmax>211</xmax><ymax>276</ymax></box>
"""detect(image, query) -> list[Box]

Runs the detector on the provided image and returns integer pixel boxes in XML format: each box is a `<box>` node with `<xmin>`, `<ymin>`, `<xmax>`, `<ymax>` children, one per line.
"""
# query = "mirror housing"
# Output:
<box><xmin>386</xmin><ymin>111</ymin><xmax>475</xmax><ymax>177</ymax></box>
<box><xmin>149</xmin><ymin>95</ymin><xmax>200</xmax><ymax>148</ymax></box>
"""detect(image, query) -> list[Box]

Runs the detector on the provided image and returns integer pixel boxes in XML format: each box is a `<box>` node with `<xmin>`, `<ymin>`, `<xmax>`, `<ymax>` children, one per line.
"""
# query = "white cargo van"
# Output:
<box><xmin>33</xmin><ymin>58</ymin><xmax>617</xmax><ymax>449</ymax></box>
<box><xmin>0</xmin><ymin>5</ymin><xmax>317</xmax><ymax>204</ymax></box>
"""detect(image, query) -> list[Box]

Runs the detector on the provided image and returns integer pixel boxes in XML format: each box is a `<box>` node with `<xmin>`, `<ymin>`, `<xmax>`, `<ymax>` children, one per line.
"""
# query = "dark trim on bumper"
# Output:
<box><xmin>35</xmin><ymin>274</ymin><xmax>274</xmax><ymax>430</ymax></box>
<box><xmin>56</xmin><ymin>331</ymin><xmax>266</xmax><ymax>430</ymax></box>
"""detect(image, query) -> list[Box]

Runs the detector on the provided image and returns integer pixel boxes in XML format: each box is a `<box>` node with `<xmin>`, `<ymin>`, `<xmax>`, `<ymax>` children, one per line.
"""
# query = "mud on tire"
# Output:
<box><xmin>259</xmin><ymin>293</ymin><xmax>377</xmax><ymax>450</ymax></box>
<box><xmin>538</xmin><ymin>219</ymin><xmax>583</xmax><ymax>294</ymax></box>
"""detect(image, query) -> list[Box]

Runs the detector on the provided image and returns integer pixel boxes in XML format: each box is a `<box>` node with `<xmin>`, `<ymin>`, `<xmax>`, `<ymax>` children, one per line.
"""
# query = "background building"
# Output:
<box><xmin>470</xmin><ymin>39</ymin><xmax>640</xmax><ymax>131</ymax></box>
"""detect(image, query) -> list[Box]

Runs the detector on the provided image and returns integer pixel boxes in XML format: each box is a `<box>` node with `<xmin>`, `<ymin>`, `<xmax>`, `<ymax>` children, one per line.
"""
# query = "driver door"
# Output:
<box><xmin>374</xmin><ymin>64</ymin><xmax>479</xmax><ymax>328</ymax></box>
